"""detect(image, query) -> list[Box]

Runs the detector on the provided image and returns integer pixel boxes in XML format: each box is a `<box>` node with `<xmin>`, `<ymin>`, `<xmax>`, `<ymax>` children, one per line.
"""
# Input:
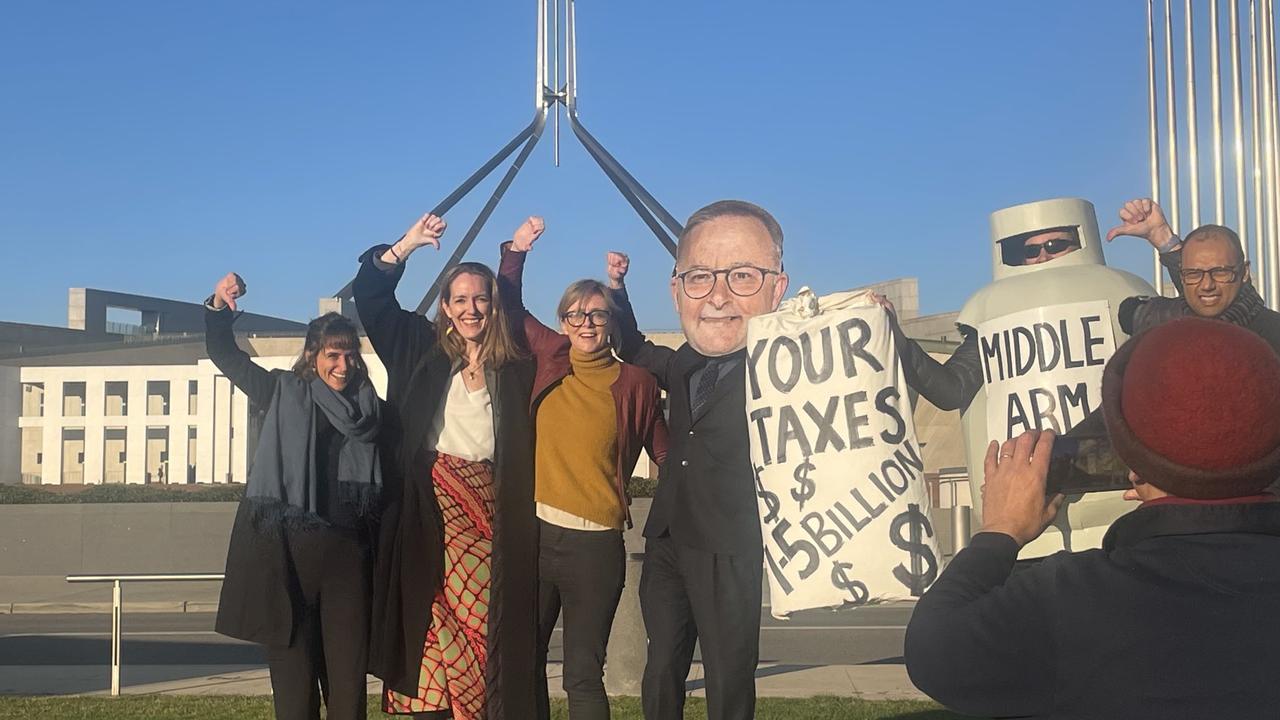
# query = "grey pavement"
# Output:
<box><xmin>0</xmin><ymin>608</ymin><xmax>927</xmax><ymax>700</ymax></box>
<box><xmin>0</xmin><ymin>663</ymin><xmax>926</xmax><ymax>701</ymax></box>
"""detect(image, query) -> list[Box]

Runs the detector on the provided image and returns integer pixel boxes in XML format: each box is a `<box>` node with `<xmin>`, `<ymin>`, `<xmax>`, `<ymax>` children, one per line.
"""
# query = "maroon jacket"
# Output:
<box><xmin>498</xmin><ymin>247</ymin><xmax>668</xmax><ymax>527</ymax></box>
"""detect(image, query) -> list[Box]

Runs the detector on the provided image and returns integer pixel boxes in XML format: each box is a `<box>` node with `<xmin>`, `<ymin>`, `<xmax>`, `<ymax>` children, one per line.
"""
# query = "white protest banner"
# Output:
<box><xmin>746</xmin><ymin>288</ymin><xmax>939</xmax><ymax>618</ymax></box>
<box><xmin>975</xmin><ymin>301</ymin><xmax>1115</xmax><ymax>444</ymax></box>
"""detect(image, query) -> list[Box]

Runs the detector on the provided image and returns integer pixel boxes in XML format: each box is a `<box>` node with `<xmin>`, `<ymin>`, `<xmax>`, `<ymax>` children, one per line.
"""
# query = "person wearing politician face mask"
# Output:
<box><xmin>610</xmin><ymin>200</ymin><xmax>788</xmax><ymax>720</ymax></box>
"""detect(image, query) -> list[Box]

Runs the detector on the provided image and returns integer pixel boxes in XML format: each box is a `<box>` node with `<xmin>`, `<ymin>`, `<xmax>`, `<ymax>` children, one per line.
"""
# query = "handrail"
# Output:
<box><xmin>65</xmin><ymin>573</ymin><xmax>225</xmax><ymax>697</ymax></box>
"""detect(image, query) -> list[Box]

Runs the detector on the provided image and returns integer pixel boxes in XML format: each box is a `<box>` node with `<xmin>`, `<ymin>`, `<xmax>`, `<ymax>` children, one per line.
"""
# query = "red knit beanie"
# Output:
<box><xmin>1102</xmin><ymin>317</ymin><xmax>1280</xmax><ymax>499</ymax></box>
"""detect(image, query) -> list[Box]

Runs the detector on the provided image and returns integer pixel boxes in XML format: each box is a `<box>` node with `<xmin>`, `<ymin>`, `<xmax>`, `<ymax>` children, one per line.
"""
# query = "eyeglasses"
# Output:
<box><xmin>1023</xmin><ymin>238</ymin><xmax>1081</xmax><ymax>259</ymax></box>
<box><xmin>563</xmin><ymin>309</ymin><xmax>612</xmax><ymax>327</ymax></box>
<box><xmin>1180</xmin><ymin>265</ymin><xmax>1243</xmax><ymax>285</ymax></box>
<box><xmin>673</xmin><ymin>265</ymin><xmax>781</xmax><ymax>299</ymax></box>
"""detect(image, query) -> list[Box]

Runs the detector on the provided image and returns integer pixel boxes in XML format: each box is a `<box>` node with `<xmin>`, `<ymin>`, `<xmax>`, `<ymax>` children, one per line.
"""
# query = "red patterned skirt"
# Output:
<box><xmin>384</xmin><ymin>452</ymin><xmax>495</xmax><ymax>719</ymax></box>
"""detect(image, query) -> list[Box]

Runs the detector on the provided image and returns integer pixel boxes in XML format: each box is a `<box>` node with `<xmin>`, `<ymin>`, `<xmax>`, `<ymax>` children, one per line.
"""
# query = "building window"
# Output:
<box><xmin>187</xmin><ymin>426</ymin><xmax>198</xmax><ymax>484</ymax></box>
<box><xmin>63</xmin><ymin>382</ymin><xmax>86</xmax><ymax>418</ymax></box>
<box><xmin>103</xmin><ymin>428</ymin><xmax>127</xmax><ymax>484</ymax></box>
<box><xmin>61</xmin><ymin>428</ymin><xmax>85</xmax><ymax>484</ymax></box>
<box><xmin>188</xmin><ymin>380</ymin><xmax>198</xmax><ymax>415</ymax></box>
<box><xmin>21</xmin><ymin>383</ymin><xmax>44</xmax><ymax>418</ymax></box>
<box><xmin>146</xmin><ymin>381</ymin><xmax>170</xmax><ymax>416</ymax></box>
<box><xmin>105</xmin><ymin>381</ymin><xmax>128</xmax><ymax>416</ymax></box>
<box><xmin>20</xmin><ymin>427</ymin><xmax>43</xmax><ymax>484</ymax></box>
<box><xmin>146</xmin><ymin>427</ymin><xmax>169</xmax><ymax>484</ymax></box>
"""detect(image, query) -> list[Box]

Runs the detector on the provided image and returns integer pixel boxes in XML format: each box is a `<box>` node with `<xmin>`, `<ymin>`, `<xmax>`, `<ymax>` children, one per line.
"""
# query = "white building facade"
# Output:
<box><xmin>8</xmin><ymin>338</ymin><xmax>389</xmax><ymax>486</ymax></box>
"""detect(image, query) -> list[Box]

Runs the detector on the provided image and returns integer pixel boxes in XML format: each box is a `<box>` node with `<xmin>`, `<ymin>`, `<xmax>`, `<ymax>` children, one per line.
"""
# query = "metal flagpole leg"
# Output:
<box><xmin>331</xmin><ymin>116</ymin><xmax>542</xmax><ymax>300</ymax></box>
<box><xmin>414</xmin><ymin>110</ymin><xmax>549</xmax><ymax>314</ymax></box>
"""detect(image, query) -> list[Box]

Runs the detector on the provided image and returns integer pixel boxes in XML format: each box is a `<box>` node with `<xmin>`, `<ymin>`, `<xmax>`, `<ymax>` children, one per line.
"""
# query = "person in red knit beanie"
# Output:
<box><xmin>1104</xmin><ymin>316</ymin><xmax>1280</xmax><ymax>500</ymax></box>
<box><xmin>906</xmin><ymin>317</ymin><xmax>1280</xmax><ymax>719</ymax></box>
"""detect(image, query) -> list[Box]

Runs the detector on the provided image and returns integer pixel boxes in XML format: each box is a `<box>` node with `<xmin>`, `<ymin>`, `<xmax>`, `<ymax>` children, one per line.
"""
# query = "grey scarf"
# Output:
<box><xmin>245</xmin><ymin>374</ymin><xmax>382</xmax><ymax>523</ymax></box>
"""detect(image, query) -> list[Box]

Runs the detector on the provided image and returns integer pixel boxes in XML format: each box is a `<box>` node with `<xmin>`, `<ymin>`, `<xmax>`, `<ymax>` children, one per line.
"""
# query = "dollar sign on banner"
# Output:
<box><xmin>830</xmin><ymin>561</ymin><xmax>869</xmax><ymax>604</ymax></box>
<box><xmin>890</xmin><ymin>503</ymin><xmax>938</xmax><ymax>596</ymax></box>
<box><xmin>754</xmin><ymin>465</ymin><xmax>781</xmax><ymax>524</ymax></box>
<box><xmin>790</xmin><ymin>457</ymin><xmax>816</xmax><ymax>510</ymax></box>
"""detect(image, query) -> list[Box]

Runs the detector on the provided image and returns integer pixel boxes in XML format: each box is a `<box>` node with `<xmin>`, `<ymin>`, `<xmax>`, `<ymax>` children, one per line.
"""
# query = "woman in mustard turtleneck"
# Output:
<box><xmin>497</xmin><ymin>216</ymin><xmax>669</xmax><ymax>720</ymax></box>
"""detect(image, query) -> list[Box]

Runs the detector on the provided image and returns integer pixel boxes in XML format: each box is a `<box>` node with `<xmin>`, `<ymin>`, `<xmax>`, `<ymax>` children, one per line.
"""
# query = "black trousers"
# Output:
<box><xmin>639</xmin><ymin>535</ymin><xmax>762</xmax><ymax>720</ymax></box>
<box><xmin>535</xmin><ymin>520</ymin><xmax>626</xmax><ymax>720</ymax></box>
<box><xmin>266</xmin><ymin>524</ymin><xmax>371</xmax><ymax>720</ymax></box>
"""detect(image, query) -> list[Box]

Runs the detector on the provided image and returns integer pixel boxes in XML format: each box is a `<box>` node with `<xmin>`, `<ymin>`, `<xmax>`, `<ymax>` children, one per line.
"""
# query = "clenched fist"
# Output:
<box><xmin>605</xmin><ymin>251</ymin><xmax>630</xmax><ymax>289</ymax></box>
<box><xmin>511</xmin><ymin>216</ymin><xmax>546</xmax><ymax>253</ymax></box>
<box><xmin>212</xmin><ymin>272</ymin><xmax>246</xmax><ymax>311</ymax></box>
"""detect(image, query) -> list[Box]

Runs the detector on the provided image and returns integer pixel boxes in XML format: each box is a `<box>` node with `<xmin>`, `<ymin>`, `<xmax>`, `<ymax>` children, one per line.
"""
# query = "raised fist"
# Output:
<box><xmin>213</xmin><ymin>272</ymin><xmax>246</xmax><ymax>311</ymax></box>
<box><xmin>403</xmin><ymin>213</ymin><xmax>447</xmax><ymax>251</ymax></box>
<box><xmin>511</xmin><ymin>216</ymin><xmax>546</xmax><ymax>253</ymax></box>
<box><xmin>605</xmin><ymin>251</ymin><xmax>630</xmax><ymax>289</ymax></box>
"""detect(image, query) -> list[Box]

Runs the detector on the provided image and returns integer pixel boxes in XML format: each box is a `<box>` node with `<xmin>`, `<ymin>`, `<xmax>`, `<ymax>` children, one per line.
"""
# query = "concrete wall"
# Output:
<box><xmin>0</xmin><ymin>503</ymin><xmax>238</xmax><ymax>576</ymax></box>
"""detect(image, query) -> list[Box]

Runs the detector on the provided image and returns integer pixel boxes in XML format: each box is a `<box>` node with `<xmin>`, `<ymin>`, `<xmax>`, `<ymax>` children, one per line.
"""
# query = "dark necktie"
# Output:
<box><xmin>691</xmin><ymin>359</ymin><xmax>722</xmax><ymax>418</ymax></box>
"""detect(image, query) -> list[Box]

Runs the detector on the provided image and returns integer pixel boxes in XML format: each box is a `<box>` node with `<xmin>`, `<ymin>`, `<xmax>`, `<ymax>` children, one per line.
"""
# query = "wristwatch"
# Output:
<box><xmin>1156</xmin><ymin>232</ymin><xmax>1182</xmax><ymax>254</ymax></box>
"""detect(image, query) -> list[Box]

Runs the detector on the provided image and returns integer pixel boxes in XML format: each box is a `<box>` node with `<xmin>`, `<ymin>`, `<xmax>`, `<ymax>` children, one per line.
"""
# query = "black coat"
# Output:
<box><xmin>613</xmin><ymin>289</ymin><xmax>761</xmax><ymax>557</ymax></box>
<box><xmin>205</xmin><ymin>306</ymin><xmax>378</xmax><ymax>648</ymax></box>
<box><xmin>905</xmin><ymin>500</ymin><xmax>1280</xmax><ymax>719</ymax></box>
<box><xmin>1120</xmin><ymin>247</ymin><xmax>1280</xmax><ymax>353</ymax></box>
<box><xmin>354</xmin><ymin>247</ymin><xmax>539</xmax><ymax>717</ymax></box>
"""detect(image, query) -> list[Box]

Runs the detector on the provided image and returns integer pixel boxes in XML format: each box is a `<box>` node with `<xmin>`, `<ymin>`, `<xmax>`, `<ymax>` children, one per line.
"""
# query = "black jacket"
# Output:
<box><xmin>1119</xmin><ymin>249</ymin><xmax>1280</xmax><ymax>353</ymax></box>
<box><xmin>354</xmin><ymin>246</ymin><xmax>539</xmax><ymax>718</ymax></box>
<box><xmin>905</xmin><ymin>500</ymin><xmax>1280</xmax><ymax>719</ymax></box>
<box><xmin>613</xmin><ymin>289</ymin><xmax>761</xmax><ymax>558</ymax></box>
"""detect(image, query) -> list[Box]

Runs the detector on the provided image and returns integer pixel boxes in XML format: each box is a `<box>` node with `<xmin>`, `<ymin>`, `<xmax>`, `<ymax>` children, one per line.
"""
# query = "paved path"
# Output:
<box><xmin>0</xmin><ymin>610</ymin><xmax>926</xmax><ymax>700</ymax></box>
<box><xmin>0</xmin><ymin>663</ymin><xmax>926</xmax><ymax>701</ymax></box>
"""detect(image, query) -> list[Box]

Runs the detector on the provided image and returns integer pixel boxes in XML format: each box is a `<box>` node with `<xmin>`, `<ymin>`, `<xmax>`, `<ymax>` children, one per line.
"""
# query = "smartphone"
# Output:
<box><xmin>1045</xmin><ymin>434</ymin><xmax>1131</xmax><ymax>495</ymax></box>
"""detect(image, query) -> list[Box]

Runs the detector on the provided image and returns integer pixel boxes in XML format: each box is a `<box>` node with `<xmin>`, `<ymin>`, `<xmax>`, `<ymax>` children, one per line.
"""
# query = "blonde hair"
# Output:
<box><xmin>434</xmin><ymin>262</ymin><xmax>525</xmax><ymax>368</ymax></box>
<box><xmin>556</xmin><ymin>279</ymin><xmax>622</xmax><ymax>352</ymax></box>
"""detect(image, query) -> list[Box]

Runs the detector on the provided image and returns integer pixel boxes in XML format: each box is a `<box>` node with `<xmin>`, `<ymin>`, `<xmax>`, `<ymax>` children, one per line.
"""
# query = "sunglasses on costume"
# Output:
<box><xmin>1023</xmin><ymin>238</ymin><xmax>1081</xmax><ymax>259</ymax></box>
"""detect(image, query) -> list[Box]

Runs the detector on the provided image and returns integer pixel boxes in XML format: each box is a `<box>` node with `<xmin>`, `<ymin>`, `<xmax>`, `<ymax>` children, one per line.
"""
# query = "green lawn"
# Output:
<box><xmin>0</xmin><ymin>695</ymin><xmax>971</xmax><ymax>719</ymax></box>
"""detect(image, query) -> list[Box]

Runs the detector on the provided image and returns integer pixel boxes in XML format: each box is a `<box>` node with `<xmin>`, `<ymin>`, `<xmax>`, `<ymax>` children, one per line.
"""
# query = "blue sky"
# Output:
<box><xmin>0</xmin><ymin>1</ymin><xmax>1205</xmax><ymax>330</ymax></box>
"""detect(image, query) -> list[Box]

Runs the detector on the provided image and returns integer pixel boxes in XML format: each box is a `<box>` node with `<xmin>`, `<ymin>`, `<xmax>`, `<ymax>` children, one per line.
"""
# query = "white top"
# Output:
<box><xmin>427</xmin><ymin>371</ymin><xmax>495</xmax><ymax>463</ymax></box>
<box><xmin>536</xmin><ymin>502</ymin><xmax>614</xmax><ymax>532</ymax></box>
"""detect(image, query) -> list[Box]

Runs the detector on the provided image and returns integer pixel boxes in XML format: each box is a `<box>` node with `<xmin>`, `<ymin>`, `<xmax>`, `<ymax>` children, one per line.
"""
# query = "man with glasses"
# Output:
<box><xmin>1108</xmin><ymin>198</ymin><xmax>1280</xmax><ymax>352</ymax></box>
<box><xmin>607</xmin><ymin>199</ymin><xmax>787</xmax><ymax>720</ymax></box>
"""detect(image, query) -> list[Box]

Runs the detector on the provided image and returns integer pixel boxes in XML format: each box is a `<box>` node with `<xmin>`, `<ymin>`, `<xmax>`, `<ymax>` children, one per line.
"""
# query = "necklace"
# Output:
<box><xmin>465</xmin><ymin>358</ymin><xmax>484</xmax><ymax>381</ymax></box>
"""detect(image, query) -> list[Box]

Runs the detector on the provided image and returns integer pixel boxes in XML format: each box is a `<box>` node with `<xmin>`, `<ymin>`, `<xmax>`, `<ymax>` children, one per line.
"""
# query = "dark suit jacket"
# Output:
<box><xmin>613</xmin><ymin>288</ymin><xmax>762</xmax><ymax>558</ymax></box>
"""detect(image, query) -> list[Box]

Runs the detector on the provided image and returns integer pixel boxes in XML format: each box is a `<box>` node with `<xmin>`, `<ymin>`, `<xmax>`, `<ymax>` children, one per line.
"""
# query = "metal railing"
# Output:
<box><xmin>65</xmin><ymin>573</ymin><xmax>225</xmax><ymax>696</ymax></box>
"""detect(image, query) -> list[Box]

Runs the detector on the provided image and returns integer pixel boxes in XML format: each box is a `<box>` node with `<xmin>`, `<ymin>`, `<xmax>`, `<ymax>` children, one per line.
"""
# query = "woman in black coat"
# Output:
<box><xmin>356</xmin><ymin>213</ymin><xmax>539</xmax><ymax>720</ymax></box>
<box><xmin>208</xmin><ymin>272</ymin><xmax>383</xmax><ymax>720</ymax></box>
